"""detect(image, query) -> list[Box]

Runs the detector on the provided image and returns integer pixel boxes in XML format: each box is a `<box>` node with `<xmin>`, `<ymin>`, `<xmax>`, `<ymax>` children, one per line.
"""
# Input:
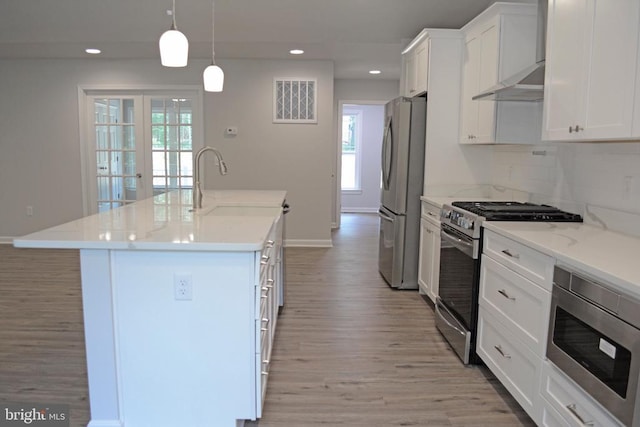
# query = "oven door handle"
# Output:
<box><xmin>440</xmin><ymin>227</ymin><xmax>475</xmax><ymax>258</ymax></box>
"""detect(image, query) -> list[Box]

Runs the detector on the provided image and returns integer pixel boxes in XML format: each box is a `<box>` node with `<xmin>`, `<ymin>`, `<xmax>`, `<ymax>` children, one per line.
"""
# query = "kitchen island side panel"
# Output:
<box><xmin>111</xmin><ymin>250</ymin><xmax>257</xmax><ymax>427</ymax></box>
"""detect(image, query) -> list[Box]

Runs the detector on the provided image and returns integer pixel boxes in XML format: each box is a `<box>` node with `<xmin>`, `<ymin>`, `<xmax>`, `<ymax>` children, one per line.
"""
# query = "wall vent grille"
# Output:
<box><xmin>273</xmin><ymin>78</ymin><xmax>317</xmax><ymax>123</ymax></box>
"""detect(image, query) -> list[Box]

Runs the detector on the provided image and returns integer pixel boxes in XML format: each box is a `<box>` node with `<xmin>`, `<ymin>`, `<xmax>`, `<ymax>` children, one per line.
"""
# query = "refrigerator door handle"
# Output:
<box><xmin>378</xmin><ymin>209</ymin><xmax>394</xmax><ymax>223</ymax></box>
<box><xmin>381</xmin><ymin>117</ymin><xmax>392</xmax><ymax>191</ymax></box>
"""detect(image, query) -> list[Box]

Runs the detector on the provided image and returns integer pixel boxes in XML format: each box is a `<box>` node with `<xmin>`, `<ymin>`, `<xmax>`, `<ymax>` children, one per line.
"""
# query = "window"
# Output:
<box><xmin>341</xmin><ymin>110</ymin><xmax>362</xmax><ymax>191</ymax></box>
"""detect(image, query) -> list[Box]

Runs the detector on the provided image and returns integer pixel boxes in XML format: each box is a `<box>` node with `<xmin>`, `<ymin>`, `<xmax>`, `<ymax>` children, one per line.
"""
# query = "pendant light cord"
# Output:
<box><xmin>211</xmin><ymin>1</ymin><xmax>216</xmax><ymax>65</ymax></box>
<box><xmin>171</xmin><ymin>0</ymin><xmax>177</xmax><ymax>30</ymax></box>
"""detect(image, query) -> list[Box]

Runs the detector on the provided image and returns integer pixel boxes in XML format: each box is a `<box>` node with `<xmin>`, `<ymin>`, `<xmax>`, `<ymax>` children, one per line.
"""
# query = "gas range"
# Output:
<box><xmin>440</xmin><ymin>201</ymin><xmax>583</xmax><ymax>239</ymax></box>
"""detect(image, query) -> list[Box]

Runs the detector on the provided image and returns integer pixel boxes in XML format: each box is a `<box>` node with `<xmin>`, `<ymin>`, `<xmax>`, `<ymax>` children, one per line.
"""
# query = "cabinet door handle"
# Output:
<box><xmin>575</xmin><ymin>125</ymin><xmax>583</xmax><ymax>132</ymax></box>
<box><xmin>261</xmin><ymin>318</ymin><xmax>270</xmax><ymax>324</ymax></box>
<box><xmin>498</xmin><ymin>289</ymin><xmax>516</xmax><ymax>301</ymax></box>
<box><xmin>569</xmin><ymin>125</ymin><xmax>574</xmax><ymax>133</ymax></box>
<box><xmin>501</xmin><ymin>249</ymin><xmax>520</xmax><ymax>259</ymax></box>
<box><xmin>566</xmin><ymin>403</ymin><xmax>594</xmax><ymax>426</ymax></box>
<box><xmin>494</xmin><ymin>345</ymin><xmax>511</xmax><ymax>359</ymax></box>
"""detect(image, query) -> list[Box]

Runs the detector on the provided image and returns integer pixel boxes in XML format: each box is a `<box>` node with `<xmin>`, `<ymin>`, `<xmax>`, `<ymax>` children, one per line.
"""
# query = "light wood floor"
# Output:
<box><xmin>0</xmin><ymin>214</ymin><xmax>535</xmax><ymax>427</ymax></box>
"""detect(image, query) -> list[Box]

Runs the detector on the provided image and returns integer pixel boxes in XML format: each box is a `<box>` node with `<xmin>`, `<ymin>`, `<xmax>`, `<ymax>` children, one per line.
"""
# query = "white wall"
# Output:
<box><xmin>333</xmin><ymin>79</ymin><xmax>398</xmax><ymax>225</ymax></box>
<box><xmin>0</xmin><ymin>58</ymin><xmax>335</xmax><ymax>245</ymax></box>
<box><xmin>340</xmin><ymin>104</ymin><xmax>384</xmax><ymax>212</ymax></box>
<box><xmin>491</xmin><ymin>142</ymin><xmax>640</xmax><ymax>236</ymax></box>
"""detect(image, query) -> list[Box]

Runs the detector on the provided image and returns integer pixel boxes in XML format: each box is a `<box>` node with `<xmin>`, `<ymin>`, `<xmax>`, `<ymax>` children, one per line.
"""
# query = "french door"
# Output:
<box><xmin>83</xmin><ymin>90</ymin><xmax>202</xmax><ymax>214</ymax></box>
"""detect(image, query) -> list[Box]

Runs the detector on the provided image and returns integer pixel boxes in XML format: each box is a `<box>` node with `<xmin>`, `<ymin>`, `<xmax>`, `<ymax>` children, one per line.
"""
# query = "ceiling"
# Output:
<box><xmin>0</xmin><ymin>0</ymin><xmax>535</xmax><ymax>79</ymax></box>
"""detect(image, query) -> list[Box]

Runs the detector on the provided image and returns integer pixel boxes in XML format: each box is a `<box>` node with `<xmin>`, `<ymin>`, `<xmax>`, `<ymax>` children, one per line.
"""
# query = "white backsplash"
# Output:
<box><xmin>491</xmin><ymin>142</ymin><xmax>640</xmax><ymax>237</ymax></box>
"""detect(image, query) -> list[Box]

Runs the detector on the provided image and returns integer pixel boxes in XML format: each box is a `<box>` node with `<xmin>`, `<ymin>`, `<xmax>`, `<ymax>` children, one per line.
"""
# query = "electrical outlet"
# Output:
<box><xmin>26</xmin><ymin>206</ymin><xmax>33</xmax><ymax>217</ymax></box>
<box><xmin>174</xmin><ymin>273</ymin><xmax>193</xmax><ymax>301</ymax></box>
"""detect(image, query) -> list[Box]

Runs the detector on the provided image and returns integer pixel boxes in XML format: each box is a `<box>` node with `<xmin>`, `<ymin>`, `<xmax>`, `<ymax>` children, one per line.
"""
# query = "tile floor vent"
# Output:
<box><xmin>273</xmin><ymin>78</ymin><xmax>317</xmax><ymax>123</ymax></box>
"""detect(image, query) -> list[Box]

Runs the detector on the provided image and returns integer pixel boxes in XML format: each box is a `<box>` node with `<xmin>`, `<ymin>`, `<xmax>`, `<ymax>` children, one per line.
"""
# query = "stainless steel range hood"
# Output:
<box><xmin>473</xmin><ymin>0</ymin><xmax>547</xmax><ymax>102</ymax></box>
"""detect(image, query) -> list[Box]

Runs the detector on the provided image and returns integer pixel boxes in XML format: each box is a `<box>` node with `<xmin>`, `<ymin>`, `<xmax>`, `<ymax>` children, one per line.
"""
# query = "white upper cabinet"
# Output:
<box><xmin>459</xmin><ymin>3</ymin><xmax>541</xmax><ymax>144</ymax></box>
<box><xmin>401</xmin><ymin>30</ymin><xmax>430</xmax><ymax>97</ymax></box>
<box><xmin>543</xmin><ymin>0</ymin><xmax>640</xmax><ymax>141</ymax></box>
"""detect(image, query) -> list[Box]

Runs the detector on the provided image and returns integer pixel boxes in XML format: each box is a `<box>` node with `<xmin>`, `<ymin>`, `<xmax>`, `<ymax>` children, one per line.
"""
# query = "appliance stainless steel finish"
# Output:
<box><xmin>378</xmin><ymin>96</ymin><xmax>426</xmax><ymax>289</ymax></box>
<box><xmin>436</xmin><ymin>201</ymin><xmax>582</xmax><ymax>365</ymax></box>
<box><xmin>473</xmin><ymin>0</ymin><xmax>547</xmax><ymax>102</ymax></box>
<box><xmin>548</xmin><ymin>265</ymin><xmax>640</xmax><ymax>427</ymax></box>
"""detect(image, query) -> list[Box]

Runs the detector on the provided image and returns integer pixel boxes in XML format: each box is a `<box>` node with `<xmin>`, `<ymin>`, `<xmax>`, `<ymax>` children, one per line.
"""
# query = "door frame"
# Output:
<box><xmin>78</xmin><ymin>85</ymin><xmax>204</xmax><ymax>216</ymax></box>
<box><xmin>334</xmin><ymin>99</ymin><xmax>387</xmax><ymax>229</ymax></box>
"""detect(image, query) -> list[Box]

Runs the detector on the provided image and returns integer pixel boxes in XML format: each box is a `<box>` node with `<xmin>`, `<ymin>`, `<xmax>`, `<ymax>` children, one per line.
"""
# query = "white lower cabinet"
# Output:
<box><xmin>418</xmin><ymin>200</ymin><xmax>441</xmax><ymax>302</ymax></box>
<box><xmin>540</xmin><ymin>361</ymin><xmax>624</xmax><ymax>427</ymax></box>
<box><xmin>477</xmin><ymin>306</ymin><xmax>541</xmax><ymax>418</ymax></box>
<box><xmin>479</xmin><ymin>255</ymin><xmax>550</xmax><ymax>354</ymax></box>
<box><xmin>478</xmin><ymin>229</ymin><xmax>555</xmax><ymax>425</ymax></box>
<box><xmin>418</xmin><ymin>216</ymin><xmax>440</xmax><ymax>302</ymax></box>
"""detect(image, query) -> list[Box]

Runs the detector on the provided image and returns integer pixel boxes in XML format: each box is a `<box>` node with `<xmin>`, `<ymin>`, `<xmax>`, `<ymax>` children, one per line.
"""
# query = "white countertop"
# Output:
<box><xmin>483</xmin><ymin>221</ymin><xmax>640</xmax><ymax>298</ymax></box>
<box><xmin>13</xmin><ymin>190</ymin><xmax>286</xmax><ymax>252</ymax></box>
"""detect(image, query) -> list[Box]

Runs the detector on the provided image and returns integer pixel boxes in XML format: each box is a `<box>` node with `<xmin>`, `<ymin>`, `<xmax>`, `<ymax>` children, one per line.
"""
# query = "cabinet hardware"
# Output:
<box><xmin>261</xmin><ymin>327</ymin><xmax>268</xmax><ymax>332</ymax></box>
<box><xmin>575</xmin><ymin>125</ymin><xmax>583</xmax><ymax>132</ymax></box>
<box><xmin>501</xmin><ymin>249</ymin><xmax>520</xmax><ymax>259</ymax></box>
<box><xmin>261</xmin><ymin>286</ymin><xmax>269</xmax><ymax>292</ymax></box>
<box><xmin>498</xmin><ymin>289</ymin><xmax>516</xmax><ymax>301</ymax></box>
<box><xmin>261</xmin><ymin>318</ymin><xmax>269</xmax><ymax>324</ymax></box>
<box><xmin>494</xmin><ymin>345</ymin><xmax>511</xmax><ymax>359</ymax></box>
<box><xmin>261</xmin><ymin>295</ymin><xmax>268</xmax><ymax>300</ymax></box>
<box><xmin>266</xmin><ymin>240</ymin><xmax>275</xmax><ymax>248</ymax></box>
<box><xmin>566</xmin><ymin>403</ymin><xmax>594</xmax><ymax>426</ymax></box>
<box><xmin>261</xmin><ymin>371</ymin><xmax>269</xmax><ymax>376</ymax></box>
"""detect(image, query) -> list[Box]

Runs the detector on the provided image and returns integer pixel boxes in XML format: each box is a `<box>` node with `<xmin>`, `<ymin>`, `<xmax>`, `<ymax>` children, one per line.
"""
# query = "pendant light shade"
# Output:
<box><xmin>203</xmin><ymin>64</ymin><xmax>224</xmax><ymax>92</ymax></box>
<box><xmin>203</xmin><ymin>0</ymin><xmax>224</xmax><ymax>92</ymax></box>
<box><xmin>159</xmin><ymin>0</ymin><xmax>188</xmax><ymax>67</ymax></box>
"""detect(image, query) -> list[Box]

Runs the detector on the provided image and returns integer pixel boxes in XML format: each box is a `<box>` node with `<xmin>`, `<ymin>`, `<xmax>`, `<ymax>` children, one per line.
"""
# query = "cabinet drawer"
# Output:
<box><xmin>477</xmin><ymin>307</ymin><xmax>541</xmax><ymax>420</ymax></box>
<box><xmin>540</xmin><ymin>361</ymin><xmax>624</xmax><ymax>427</ymax></box>
<box><xmin>421</xmin><ymin>200</ymin><xmax>441</xmax><ymax>223</ymax></box>
<box><xmin>540</xmin><ymin>398</ymin><xmax>570</xmax><ymax>427</ymax></box>
<box><xmin>479</xmin><ymin>255</ymin><xmax>551</xmax><ymax>355</ymax></box>
<box><xmin>483</xmin><ymin>230</ymin><xmax>554</xmax><ymax>289</ymax></box>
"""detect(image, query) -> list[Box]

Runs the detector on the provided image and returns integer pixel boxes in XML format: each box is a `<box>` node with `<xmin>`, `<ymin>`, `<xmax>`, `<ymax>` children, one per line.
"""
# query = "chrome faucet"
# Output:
<box><xmin>193</xmin><ymin>146</ymin><xmax>228</xmax><ymax>210</ymax></box>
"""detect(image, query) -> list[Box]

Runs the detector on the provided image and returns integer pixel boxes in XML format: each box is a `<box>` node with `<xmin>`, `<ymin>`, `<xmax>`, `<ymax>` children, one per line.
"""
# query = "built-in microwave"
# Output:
<box><xmin>547</xmin><ymin>265</ymin><xmax>640</xmax><ymax>427</ymax></box>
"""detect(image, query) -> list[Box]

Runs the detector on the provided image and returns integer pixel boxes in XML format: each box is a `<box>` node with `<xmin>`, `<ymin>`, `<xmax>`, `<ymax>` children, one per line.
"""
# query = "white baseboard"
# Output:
<box><xmin>284</xmin><ymin>239</ymin><xmax>333</xmax><ymax>248</ymax></box>
<box><xmin>341</xmin><ymin>207</ymin><xmax>378</xmax><ymax>213</ymax></box>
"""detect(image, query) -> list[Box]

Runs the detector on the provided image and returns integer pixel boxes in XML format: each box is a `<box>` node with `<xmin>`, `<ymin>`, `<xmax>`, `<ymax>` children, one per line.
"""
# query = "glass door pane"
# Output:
<box><xmin>93</xmin><ymin>98</ymin><xmax>140</xmax><ymax>212</ymax></box>
<box><xmin>150</xmin><ymin>98</ymin><xmax>194</xmax><ymax>197</ymax></box>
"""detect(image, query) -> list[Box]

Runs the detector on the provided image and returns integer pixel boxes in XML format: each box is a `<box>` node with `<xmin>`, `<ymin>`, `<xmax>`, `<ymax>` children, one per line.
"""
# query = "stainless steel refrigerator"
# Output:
<box><xmin>378</xmin><ymin>96</ymin><xmax>426</xmax><ymax>289</ymax></box>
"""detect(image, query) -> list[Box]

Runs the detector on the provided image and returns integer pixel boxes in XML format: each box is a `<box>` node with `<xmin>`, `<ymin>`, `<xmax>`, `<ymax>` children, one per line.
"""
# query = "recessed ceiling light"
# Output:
<box><xmin>369</xmin><ymin>70</ymin><xmax>382</xmax><ymax>75</ymax></box>
<box><xmin>85</xmin><ymin>48</ymin><xmax>101</xmax><ymax>55</ymax></box>
<box><xmin>289</xmin><ymin>49</ymin><xmax>304</xmax><ymax>55</ymax></box>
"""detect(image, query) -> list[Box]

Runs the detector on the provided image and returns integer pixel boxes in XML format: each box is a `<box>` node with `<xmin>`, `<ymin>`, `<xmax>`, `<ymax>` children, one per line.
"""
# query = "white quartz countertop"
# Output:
<box><xmin>483</xmin><ymin>221</ymin><xmax>640</xmax><ymax>298</ymax></box>
<box><xmin>13</xmin><ymin>190</ymin><xmax>286</xmax><ymax>252</ymax></box>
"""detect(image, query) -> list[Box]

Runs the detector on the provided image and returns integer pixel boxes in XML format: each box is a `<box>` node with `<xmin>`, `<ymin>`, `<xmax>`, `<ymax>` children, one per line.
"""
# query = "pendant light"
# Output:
<box><xmin>203</xmin><ymin>0</ymin><xmax>224</xmax><ymax>92</ymax></box>
<box><xmin>159</xmin><ymin>0</ymin><xmax>189</xmax><ymax>67</ymax></box>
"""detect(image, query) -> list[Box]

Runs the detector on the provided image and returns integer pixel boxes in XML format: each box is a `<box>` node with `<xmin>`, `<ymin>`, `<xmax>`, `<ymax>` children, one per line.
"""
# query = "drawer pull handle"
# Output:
<box><xmin>501</xmin><ymin>249</ymin><xmax>520</xmax><ymax>259</ymax></box>
<box><xmin>266</xmin><ymin>240</ymin><xmax>275</xmax><ymax>248</ymax></box>
<box><xmin>566</xmin><ymin>404</ymin><xmax>594</xmax><ymax>426</ymax></box>
<box><xmin>261</xmin><ymin>371</ymin><xmax>269</xmax><ymax>376</ymax></box>
<box><xmin>498</xmin><ymin>289</ymin><xmax>516</xmax><ymax>301</ymax></box>
<box><xmin>261</xmin><ymin>318</ymin><xmax>269</xmax><ymax>324</ymax></box>
<box><xmin>261</xmin><ymin>327</ymin><xmax>268</xmax><ymax>332</ymax></box>
<box><xmin>494</xmin><ymin>345</ymin><xmax>511</xmax><ymax>359</ymax></box>
<box><xmin>261</xmin><ymin>295</ymin><xmax>268</xmax><ymax>300</ymax></box>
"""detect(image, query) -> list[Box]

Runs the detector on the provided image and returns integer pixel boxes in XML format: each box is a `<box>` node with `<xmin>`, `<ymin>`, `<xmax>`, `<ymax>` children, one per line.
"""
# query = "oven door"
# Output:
<box><xmin>435</xmin><ymin>225</ymin><xmax>480</xmax><ymax>364</ymax></box>
<box><xmin>547</xmin><ymin>284</ymin><xmax>640</xmax><ymax>426</ymax></box>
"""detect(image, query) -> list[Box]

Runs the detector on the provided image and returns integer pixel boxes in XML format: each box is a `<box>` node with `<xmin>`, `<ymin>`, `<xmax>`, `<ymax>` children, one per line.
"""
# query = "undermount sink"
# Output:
<box><xmin>205</xmin><ymin>205</ymin><xmax>281</xmax><ymax>217</ymax></box>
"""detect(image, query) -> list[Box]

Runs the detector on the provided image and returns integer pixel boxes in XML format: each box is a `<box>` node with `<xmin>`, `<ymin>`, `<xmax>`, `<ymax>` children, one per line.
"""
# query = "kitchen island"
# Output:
<box><xmin>13</xmin><ymin>190</ymin><xmax>287</xmax><ymax>427</ymax></box>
